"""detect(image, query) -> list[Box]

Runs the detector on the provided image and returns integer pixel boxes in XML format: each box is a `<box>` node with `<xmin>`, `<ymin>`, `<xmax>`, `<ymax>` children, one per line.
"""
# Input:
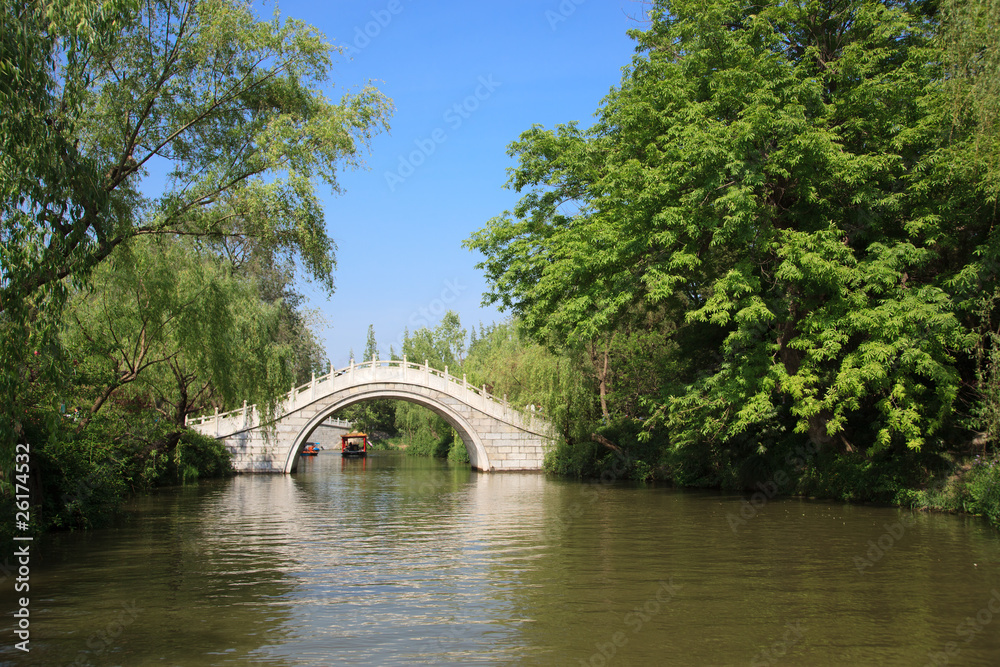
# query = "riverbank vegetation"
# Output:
<box><xmin>464</xmin><ymin>0</ymin><xmax>1000</xmax><ymax>525</ymax></box>
<box><xmin>1</xmin><ymin>0</ymin><xmax>390</xmax><ymax>534</ymax></box>
<box><xmin>6</xmin><ymin>0</ymin><xmax>999</xmax><ymax>535</ymax></box>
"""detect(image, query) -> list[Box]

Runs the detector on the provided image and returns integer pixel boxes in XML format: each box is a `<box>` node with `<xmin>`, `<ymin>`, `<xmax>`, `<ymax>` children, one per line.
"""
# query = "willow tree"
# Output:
<box><xmin>1</xmin><ymin>0</ymin><xmax>391</xmax><ymax>456</ymax></box>
<box><xmin>941</xmin><ymin>0</ymin><xmax>1000</xmax><ymax>196</ymax></box>
<box><xmin>468</xmin><ymin>0</ymin><xmax>996</xmax><ymax>456</ymax></box>
<box><xmin>63</xmin><ymin>236</ymin><xmax>303</xmax><ymax>432</ymax></box>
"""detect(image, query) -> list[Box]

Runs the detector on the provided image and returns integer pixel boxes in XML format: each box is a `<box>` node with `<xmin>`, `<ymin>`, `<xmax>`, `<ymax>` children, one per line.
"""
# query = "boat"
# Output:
<box><xmin>341</xmin><ymin>432</ymin><xmax>368</xmax><ymax>458</ymax></box>
<box><xmin>300</xmin><ymin>443</ymin><xmax>319</xmax><ymax>456</ymax></box>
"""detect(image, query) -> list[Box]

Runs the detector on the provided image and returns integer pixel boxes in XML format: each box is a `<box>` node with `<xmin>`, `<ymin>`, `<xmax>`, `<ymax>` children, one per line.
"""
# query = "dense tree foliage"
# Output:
<box><xmin>2</xmin><ymin>0</ymin><xmax>389</xmax><ymax>532</ymax></box>
<box><xmin>467</xmin><ymin>0</ymin><xmax>999</xmax><ymax>491</ymax></box>
<box><xmin>2</xmin><ymin>0</ymin><xmax>391</xmax><ymax>459</ymax></box>
<box><xmin>941</xmin><ymin>0</ymin><xmax>1000</xmax><ymax>198</ymax></box>
<box><xmin>61</xmin><ymin>236</ymin><xmax>316</xmax><ymax>428</ymax></box>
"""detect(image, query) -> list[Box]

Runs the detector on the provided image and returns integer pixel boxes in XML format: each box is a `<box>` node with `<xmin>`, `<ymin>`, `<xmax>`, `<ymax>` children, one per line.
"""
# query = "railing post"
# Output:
<box><xmin>424</xmin><ymin>359</ymin><xmax>429</xmax><ymax>385</ymax></box>
<box><xmin>350</xmin><ymin>359</ymin><xmax>355</xmax><ymax>383</ymax></box>
<box><xmin>463</xmin><ymin>374</ymin><xmax>468</xmax><ymax>390</ymax></box>
<box><xmin>444</xmin><ymin>365</ymin><xmax>448</xmax><ymax>382</ymax></box>
<box><xmin>482</xmin><ymin>384</ymin><xmax>487</xmax><ymax>409</ymax></box>
<box><xmin>214</xmin><ymin>407</ymin><xmax>219</xmax><ymax>437</ymax></box>
<box><xmin>403</xmin><ymin>355</ymin><xmax>408</xmax><ymax>381</ymax></box>
<box><xmin>310</xmin><ymin>372</ymin><xmax>316</xmax><ymax>400</ymax></box>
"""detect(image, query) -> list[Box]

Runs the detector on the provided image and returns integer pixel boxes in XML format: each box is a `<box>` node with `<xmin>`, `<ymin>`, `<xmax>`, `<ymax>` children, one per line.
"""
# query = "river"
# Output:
<box><xmin>3</xmin><ymin>451</ymin><xmax>999</xmax><ymax>666</ymax></box>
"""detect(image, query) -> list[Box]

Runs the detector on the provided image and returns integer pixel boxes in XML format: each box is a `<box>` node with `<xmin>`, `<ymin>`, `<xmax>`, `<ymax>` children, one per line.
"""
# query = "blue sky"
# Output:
<box><xmin>266</xmin><ymin>0</ymin><xmax>644</xmax><ymax>367</ymax></box>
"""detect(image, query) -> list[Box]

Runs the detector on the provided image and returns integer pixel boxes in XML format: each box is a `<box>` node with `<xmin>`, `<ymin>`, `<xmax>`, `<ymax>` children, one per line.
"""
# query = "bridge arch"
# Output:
<box><xmin>283</xmin><ymin>387</ymin><xmax>492</xmax><ymax>473</ymax></box>
<box><xmin>188</xmin><ymin>359</ymin><xmax>552</xmax><ymax>473</ymax></box>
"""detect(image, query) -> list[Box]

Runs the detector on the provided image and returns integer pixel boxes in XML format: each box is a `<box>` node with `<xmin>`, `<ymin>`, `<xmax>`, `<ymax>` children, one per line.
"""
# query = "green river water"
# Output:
<box><xmin>3</xmin><ymin>451</ymin><xmax>999</xmax><ymax>666</ymax></box>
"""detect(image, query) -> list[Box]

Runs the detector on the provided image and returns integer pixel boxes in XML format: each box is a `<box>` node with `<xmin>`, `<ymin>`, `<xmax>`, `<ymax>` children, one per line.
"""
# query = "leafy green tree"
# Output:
<box><xmin>62</xmin><ymin>236</ymin><xmax>298</xmax><ymax>429</ymax></box>
<box><xmin>399</xmin><ymin>312</ymin><xmax>467</xmax><ymax>369</ymax></box>
<box><xmin>1</xmin><ymin>0</ymin><xmax>142</xmax><ymax>492</ymax></box>
<box><xmin>364</xmin><ymin>324</ymin><xmax>379</xmax><ymax>361</ymax></box>
<box><xmin>940</xmin><ymin>0</ymin><xmax>1000</xmax><ymax>199</ymax></box>
<box><xmin>467</xmin><ymin>0</ymin><xmax>995</xmax><ymax>459</ymax></box>
<box><xmin>938</xmin><ymin>0</ymin><xmax>1000</xmax><ymax>447</ymax></box>
<box><xmin>14</xmin><ymin>233</ymin><xmax>301</xmax><ymax>533</ymax></box>
<box><xmin>1</xmin><ymin>0</ymin><xmax>391</xmax><ymax>458</ymax></box>
<box><xmin>231</xmin><ymin>241</ymin><xmax>329</xmax><ymax>385</ymax></box>
<box><xmin>464</xmin><ymin>321</ymin><xmax>595</xmax><ymax>444</ymax></box>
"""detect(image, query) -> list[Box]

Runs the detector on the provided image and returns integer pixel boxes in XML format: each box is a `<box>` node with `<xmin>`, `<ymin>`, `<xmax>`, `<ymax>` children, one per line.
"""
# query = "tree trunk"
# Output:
<box><xmin>588</xmin><ymin>337</ymin><xmax>612</xmax><ymax>421</ymax></box>
<box><xmin>591</xmin><ymin>432</ymin><xmax>622</xmax><ymax>454</ymax></box>
<box><xmin>599</xmin><ymin>340</ymin><xmax>610</xmax><ymax>421</ymax></box>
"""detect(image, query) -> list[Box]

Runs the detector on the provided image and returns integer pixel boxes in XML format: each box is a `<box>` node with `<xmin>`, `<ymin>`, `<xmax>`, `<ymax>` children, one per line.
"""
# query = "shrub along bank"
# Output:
<box><xmin>544</xmin><ymin>417</ymin><xmax>1000</xmax><ymax>529</ymax></box>
<box><xmin>4</xmin><ymin>408</ymin><xmax>233</xmax><ymax>540</ymax></box>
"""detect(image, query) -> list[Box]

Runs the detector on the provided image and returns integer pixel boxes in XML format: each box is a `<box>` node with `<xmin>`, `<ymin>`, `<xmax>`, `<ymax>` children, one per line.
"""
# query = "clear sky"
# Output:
<box><xmin>265</xmin><ymin>0</ymin><xmax>644</xmax><ymax>367</ymax></box>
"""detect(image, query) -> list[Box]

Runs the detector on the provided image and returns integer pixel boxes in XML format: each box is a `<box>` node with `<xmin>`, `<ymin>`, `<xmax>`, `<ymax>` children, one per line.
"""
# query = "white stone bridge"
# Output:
<box><xmin>186</xmin><ymin>358</ymin><xmax>554</xmax><ymax>473</ymax></box>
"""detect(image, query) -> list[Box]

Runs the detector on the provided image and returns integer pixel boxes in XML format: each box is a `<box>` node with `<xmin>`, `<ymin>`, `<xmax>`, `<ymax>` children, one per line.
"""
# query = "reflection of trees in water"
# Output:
<box><xmin>4</xmin><ymin>481</ymin><xmax>298</xmax><ymax>667</ymax></box>
<box><xmin>11</xmin><ymin>460</ymin><xmax>1000</xmax><ymax>666</ymax></box>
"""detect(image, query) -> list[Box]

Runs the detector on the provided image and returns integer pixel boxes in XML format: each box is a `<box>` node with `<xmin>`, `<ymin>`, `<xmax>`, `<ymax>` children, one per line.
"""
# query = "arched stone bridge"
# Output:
<box><xmin>186</xmin><ymin>359</ymin><xmax>554</xmax><ymax>473</ymax></box>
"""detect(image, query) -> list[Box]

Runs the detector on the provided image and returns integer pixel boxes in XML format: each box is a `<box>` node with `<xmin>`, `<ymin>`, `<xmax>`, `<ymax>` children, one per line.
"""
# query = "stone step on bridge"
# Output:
<box><xmin>186</xmin><ymin>358</ymin><xmax>555</xmax><ymax>473</ymax></box>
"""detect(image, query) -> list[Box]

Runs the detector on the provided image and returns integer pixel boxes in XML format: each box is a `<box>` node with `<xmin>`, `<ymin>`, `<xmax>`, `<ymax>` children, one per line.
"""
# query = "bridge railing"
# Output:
<box><xmin>352</xmin><ymin>356</ymin><xmax>542</xmax><ymax>417</ymax></box>
<box><xmin>186</xmin><ymin>356</ymin><xmax>547</xmax><ymax>436</ymax></box>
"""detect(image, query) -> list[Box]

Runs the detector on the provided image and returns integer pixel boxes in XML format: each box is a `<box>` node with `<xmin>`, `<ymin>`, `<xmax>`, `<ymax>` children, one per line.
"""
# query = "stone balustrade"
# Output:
<box><xmin>187</xmin><ymin>357</ymin><xmax>554</xmax><ymax>473</ymax></box>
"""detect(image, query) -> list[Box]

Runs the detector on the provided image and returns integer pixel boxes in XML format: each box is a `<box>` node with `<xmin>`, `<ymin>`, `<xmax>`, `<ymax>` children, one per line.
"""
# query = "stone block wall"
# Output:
<box><xmin>190</xmin><ymin>364</ymin><xmax>554</xmax><ymax>474</ymax></box>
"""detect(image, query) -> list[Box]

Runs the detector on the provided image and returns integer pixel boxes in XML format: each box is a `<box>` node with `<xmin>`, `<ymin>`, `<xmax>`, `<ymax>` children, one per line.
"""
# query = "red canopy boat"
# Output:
<box><xmin>341</xmin><ymin>432</ymin><xmax>368</xmax><ymax>458</ymax></box>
